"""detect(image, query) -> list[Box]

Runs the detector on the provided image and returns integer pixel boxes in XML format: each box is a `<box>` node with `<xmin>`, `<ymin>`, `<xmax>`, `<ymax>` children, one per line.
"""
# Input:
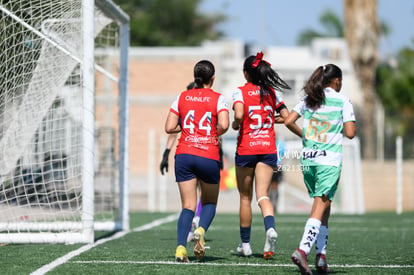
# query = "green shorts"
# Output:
<box><xmin>302</xmin><ymin>165</ymin><xmax>341</xmax><ymax>200</ymax></box>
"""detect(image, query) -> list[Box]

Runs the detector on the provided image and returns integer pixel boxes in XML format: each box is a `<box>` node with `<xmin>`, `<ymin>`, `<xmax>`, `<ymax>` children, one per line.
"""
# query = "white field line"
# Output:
<box><xmin>30</xmin><ymin>213</ymin><xmax>179</xmax><ymax>275</ymax></box>
<box><xmin>71</xmin><ymin>260</ymin><xmax>414</xmax><ymax>269</ymax></box>
<box><xmin>210</xmin><ymin>225</ymin><xmax>413</xmax><ymax>232</ymax></box>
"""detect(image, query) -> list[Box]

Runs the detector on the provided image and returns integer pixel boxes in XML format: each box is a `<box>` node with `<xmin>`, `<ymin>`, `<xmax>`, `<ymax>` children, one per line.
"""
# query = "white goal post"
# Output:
<box><xmin>0</xmin><ymin>0</ymin><xmax>129</xmax><ymax>243</ymax></box>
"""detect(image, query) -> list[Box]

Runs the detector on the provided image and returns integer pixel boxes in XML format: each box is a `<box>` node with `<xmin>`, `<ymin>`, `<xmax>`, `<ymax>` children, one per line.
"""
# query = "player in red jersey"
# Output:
<box><xmin>232</xmin><ymin>52</ymin><xmax>299</xmax><ymax>259</ymax></box>
<box><xmin>160</xmin><ymin>81</ymin><xmax>203</xmax><ymax>243</ymax></box>
<box><xmin>165</xmin><ymin>60</ymin><xmax>229</xmax><ymax>262</ymax></box>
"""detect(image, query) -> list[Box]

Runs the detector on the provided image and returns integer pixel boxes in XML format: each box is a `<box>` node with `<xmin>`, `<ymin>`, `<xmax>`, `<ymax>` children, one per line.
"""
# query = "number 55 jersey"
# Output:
<box><xmin>293</xmin><ymin>87</ymin><xmax>355</xmax><ymax>167</ymax></box>
<box><xmin>170</xmin><ymin>87</ymin><xmax>229</xmax><ymax>161</ymax></box>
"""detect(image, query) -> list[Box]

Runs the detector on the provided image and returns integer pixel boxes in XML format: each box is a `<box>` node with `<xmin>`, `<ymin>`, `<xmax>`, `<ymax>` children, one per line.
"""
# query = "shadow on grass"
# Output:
<box><xmin>188</xmin><ymin>255</ymin><xmax>227</xmax><ymax>262</ymax></box>
<box><xmin>94</xmin><ymin>230</ymin><xmax>118</xmax><ymax>241</ymax></box>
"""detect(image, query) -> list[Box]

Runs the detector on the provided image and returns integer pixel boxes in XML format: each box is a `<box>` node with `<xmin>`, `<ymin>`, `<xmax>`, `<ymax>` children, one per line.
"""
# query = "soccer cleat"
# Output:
<box><xmin>175</xmin><ymin>245</ymin><xmax>189</xmax><ymax>263</ymax></box>
<box><xmin>193</xmin><ymin>227</ymin><xmax>205</xmax><ymax>260</ymax></box>
<box><xmin>315</xmin><ymin>253</ymin><xmax>330</xmax><ymax>273</ymax></box>
<box><xmin>237</xmin><ymin>243</ymin><xmax>252</xmax><ymax>257</ymax></box>
<box><xmin>291</xmin><ymin>249</ymin><xmax>312</xmax><ymax>275</ymax></box>
<box><xmin>263</xmin><ymin>228</ymin><xmax>278</xmax><ymax>259</ymax></box>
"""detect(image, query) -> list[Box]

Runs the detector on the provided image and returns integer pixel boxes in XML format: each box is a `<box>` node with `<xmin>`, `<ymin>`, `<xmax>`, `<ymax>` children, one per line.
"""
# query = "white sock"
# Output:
<box><xmin>315</xmin><ymin>225</ymin><xmax>328</xmax><ymax>255</ymax></box>
<box><xmin>298</xmin><ymin>218</ymin><xmax>321</xmax><ymax>255</ymax></box>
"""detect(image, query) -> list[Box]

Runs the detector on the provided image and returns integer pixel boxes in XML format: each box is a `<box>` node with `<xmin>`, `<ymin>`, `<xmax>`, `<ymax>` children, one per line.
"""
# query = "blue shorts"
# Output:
<box><xmin>175</xmin><ymin>154</ymin><xmax>220</xmax><ymax>184</ymax></box>
<box><xmin>235</xmin><ymin>153</ymin><xmax>277</xmax><ymax>168</ymax></box>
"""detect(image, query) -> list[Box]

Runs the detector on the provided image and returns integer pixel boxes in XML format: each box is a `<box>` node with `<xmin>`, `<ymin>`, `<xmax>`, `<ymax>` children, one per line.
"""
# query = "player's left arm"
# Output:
<box><xmin>344</xmin><ymin>121</ymin><xmax>356</xmax><ymax>139</ymax></box>
<box><xmin>274</xmin><ymin>91</ymin><xmax>287</xmax><ymax>124</ymax></box>
<box><xmin>274</xmin><ymin>105</ymin><xmax>288</xmax><ymax>124</ymax></box>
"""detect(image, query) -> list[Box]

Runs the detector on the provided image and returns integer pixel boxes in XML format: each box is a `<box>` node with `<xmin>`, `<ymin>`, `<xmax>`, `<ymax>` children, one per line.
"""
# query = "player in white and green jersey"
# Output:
<box><xmin>284</xmin><ymin>64</ymin><xmax>356</xmax><ymax>274</ymax></box>
<box><xmin>295</xmin><ymin>89</ymin><xmax>355</xmax><ymax>167</ymax></box>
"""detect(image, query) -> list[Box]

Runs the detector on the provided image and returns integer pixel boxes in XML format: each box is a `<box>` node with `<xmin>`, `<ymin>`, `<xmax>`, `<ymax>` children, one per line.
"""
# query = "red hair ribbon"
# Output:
<box><xmin>252</xmin><ymin>51</ymin><xmax>271</xmax><ymax>68</ymax></box>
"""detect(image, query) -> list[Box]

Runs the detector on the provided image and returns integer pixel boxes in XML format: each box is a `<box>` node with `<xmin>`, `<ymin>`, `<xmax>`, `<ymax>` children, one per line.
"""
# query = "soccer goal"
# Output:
<box><xmin>0</xmin><ymin>0</ymin><xmax>129</xmax><ymax>243</ymax></box>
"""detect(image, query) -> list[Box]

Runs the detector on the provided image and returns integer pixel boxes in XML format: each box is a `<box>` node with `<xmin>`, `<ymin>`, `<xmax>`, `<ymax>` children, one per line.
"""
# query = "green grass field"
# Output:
<box><xmin>2</xmin><ymin>212</ymin><xmax>413</xmax><ymax>274</ymax></box>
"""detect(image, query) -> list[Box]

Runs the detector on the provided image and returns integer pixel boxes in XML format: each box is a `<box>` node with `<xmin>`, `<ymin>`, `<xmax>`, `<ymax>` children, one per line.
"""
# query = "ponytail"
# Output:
<box><xmin>243</xmin><ymin>52</ymin><xmax>290</xmax><ymax>102</ymax></box>
<box><xmin>304</xmin><ymin>64</ymin><xmax>342</xmax><ymax>109</ymax></box>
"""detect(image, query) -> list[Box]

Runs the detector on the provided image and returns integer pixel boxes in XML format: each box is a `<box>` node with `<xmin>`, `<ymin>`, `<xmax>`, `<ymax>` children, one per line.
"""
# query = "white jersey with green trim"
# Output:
<box><xmin>293</xmin><ymin>87</ymin><xmax>355</xmax><ymax>167</ymax></box>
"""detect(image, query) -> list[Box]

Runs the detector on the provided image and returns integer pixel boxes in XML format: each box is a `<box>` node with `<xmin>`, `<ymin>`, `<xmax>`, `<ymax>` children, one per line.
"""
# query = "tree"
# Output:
<box><xmin>113</xmin><ymin>0</ymin><xmax>226</xmax><ymax>46</ymax></box>
<box><xmin>297</xmin><ymin>10</ymin><xmax>344</xmax><ymax>45</ymax></box>
<box><xmin>344</xmin><ymin>0</ymin><xmax>380</xmax><ymax>159</ymax></box>
<box><xmin>297</xmin><ymin>9</ymin><xmax>389</xmax><ymax>46</ymax></box>
<box><xmin>376</xmin><ymin>46</ymin><xmax>414</xmax><ymax>157</ymax></box>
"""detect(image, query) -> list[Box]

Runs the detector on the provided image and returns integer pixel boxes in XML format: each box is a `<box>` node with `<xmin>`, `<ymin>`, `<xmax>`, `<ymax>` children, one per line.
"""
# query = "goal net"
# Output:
<box><xmin>0</xmin><ymin>0</ymin><xmax>129</xmax><ymax>243</ymax></box>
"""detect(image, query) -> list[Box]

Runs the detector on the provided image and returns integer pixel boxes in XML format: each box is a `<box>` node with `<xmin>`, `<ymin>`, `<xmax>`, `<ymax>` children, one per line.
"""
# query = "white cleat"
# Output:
<box><xmin>263</xmin><ymin>228</ymin><xmax>278</xmax><ymax>259</ymax></box>
<box><xmin>237</xmin><ymin>242</ymin><xmax>252</xmax><ymax>257</ymax></box>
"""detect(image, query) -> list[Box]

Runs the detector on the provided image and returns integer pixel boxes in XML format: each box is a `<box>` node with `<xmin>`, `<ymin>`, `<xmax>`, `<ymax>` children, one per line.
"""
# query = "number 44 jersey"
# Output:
<box><xmin>170</xmin><ymin>87</ymin><xmax>229</xmax><ymax>161</ymax></box>
<box><xmin>293</xmin><ymin>87</ymin><xmax>356</xmax><ymax>167</ymax></box>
